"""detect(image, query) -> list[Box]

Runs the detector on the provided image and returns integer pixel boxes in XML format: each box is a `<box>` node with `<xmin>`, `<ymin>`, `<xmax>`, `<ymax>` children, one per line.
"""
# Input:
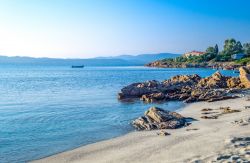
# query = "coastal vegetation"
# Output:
<box><xmin>147</xmin><ymin>38</ymin><xmax>250</xmax><ymax>68</ymax></box>
<box><xmin>235</xmin><ymin>56</ymin><xmax>250</xmax><ymax>65</ymax></box>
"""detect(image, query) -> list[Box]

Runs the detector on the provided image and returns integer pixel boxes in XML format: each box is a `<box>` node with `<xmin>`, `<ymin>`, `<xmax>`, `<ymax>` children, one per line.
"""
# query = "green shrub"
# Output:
<box><xmin>235</xmin><ymin>57</ymin><xmax>250</xmax><ymax>65</ymax></box>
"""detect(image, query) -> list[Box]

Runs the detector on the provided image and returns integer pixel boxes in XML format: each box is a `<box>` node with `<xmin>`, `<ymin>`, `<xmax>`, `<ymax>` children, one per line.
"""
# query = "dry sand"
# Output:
<box><xmin>31</xmin><ymin>97</ymin><xmax>250</xmax><ymax>163</ymax></box>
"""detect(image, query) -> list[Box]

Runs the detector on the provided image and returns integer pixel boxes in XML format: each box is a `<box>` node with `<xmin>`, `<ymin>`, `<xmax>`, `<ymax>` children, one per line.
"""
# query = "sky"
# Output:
<box><xmin>0</xmin><ymin>0</ymin><xmax>250</xmax><ymax>59</ymax></box>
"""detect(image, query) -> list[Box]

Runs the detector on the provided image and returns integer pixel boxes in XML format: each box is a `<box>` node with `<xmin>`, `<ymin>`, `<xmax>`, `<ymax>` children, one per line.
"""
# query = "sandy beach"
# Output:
<box><xmin>32</xmin><ymin>97</ymin><xmax>250</xmax><ymax>163</ymax></box>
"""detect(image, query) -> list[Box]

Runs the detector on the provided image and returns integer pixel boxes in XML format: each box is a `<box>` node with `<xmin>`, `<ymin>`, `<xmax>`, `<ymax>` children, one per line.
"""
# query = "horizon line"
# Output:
<box><xmin>0</xmin><ymin>52</ymin><xmax>181</xmax><ymax>60</ymax></box>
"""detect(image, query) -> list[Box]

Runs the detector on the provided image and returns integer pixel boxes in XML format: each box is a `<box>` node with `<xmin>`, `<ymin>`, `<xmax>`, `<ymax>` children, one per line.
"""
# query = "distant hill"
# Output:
<box><xmin>0</xmin><ymin>53</ymin><xmax>180</xmax><ymax>67</ymax></box>
<box><xmin>95</xmin><ymin>53</ymin><xmax>180</xmax><ymax>64</ymax></box>
<box><xmin>0</xmin><ymin>56</ymin><xmax>137</xmax><ymax>66</ymax></box>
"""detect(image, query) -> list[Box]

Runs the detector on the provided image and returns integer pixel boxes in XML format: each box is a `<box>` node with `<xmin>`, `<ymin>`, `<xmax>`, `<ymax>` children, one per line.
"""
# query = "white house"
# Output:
<box><xmin>183</xmin><ymin>51</ymin><xmax>205</xmax><ymax>57</ymax></box>
<box><xmin>231</xmin><ymin>53</ymin><xmax>245</xmax><ymax>60</ymax></box>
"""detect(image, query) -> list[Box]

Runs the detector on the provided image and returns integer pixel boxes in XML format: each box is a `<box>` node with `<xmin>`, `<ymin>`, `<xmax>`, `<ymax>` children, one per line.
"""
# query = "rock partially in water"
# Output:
<box><xmin>132</xmin><ymin>107</ymin><xmax>187</xmax><ymax>130</ymax></box>
<box><xmin>197</xmin><ymin>71</ymin><xmax>229</xmax><ymax>88</ymax></box>
<box><xmin>118</xmin><ymin>71</ymin><xmax>243</xmax><ymax>103</ymax></box>
<box><xmin>118</xmin><ymin>80</ymin><xmax>162</xmax><ymax>100</ymax></box>
<box><xmin>118</xmin><ymin>75</ymin><xmax>202</xmax><ymax>100</ymax></box>
<box><xmin>140</xmin><ymin>92</ymin><xmax>166</xmax><ymax>103</ymax></box>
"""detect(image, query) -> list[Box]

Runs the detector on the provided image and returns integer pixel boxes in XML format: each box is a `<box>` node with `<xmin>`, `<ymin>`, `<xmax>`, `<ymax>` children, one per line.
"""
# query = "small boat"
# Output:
<box><xmin>71</xmin><ymin>65</ymin><xmax>84</xmax><ymax>68</ymax></box>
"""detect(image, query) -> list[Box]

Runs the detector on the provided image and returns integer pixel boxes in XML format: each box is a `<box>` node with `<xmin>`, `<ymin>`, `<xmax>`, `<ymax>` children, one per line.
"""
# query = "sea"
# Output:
<box><xmin>0</xmin><ymin>66</ymin><xmax>237</xmax><ymax>163</ymax></box>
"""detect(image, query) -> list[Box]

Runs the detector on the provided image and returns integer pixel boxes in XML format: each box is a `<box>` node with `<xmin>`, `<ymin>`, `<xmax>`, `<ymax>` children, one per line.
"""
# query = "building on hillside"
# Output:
<box><xmin>231</xmin><ymin>53</ymin><xmax>245</xmax><ymax>60</ymax></box>
<box><xmin>183</xmin><ymin>51</ymin><xmax>206</xmax><ymax>57</ymax></box>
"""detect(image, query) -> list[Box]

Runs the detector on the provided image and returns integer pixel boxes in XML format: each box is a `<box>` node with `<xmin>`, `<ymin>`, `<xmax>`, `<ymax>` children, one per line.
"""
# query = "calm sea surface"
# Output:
<box><xmin>0</xmin><ymin>66</ymin><xmax>237</xmax><ymax>163</ymax></box>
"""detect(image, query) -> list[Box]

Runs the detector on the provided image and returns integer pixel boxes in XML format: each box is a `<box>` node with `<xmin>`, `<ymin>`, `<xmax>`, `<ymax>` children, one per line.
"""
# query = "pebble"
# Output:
<box><xmin>231</xmin><ymin>155</ymin><xmax>240</xmax><ymax>160</ymax></box>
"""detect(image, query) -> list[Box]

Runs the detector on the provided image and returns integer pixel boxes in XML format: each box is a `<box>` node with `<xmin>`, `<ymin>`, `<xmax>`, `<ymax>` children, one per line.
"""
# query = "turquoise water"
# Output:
<box><xmin>0</xmin><ymin>66</ymin><xmax>237</xmax><ymax>163</ymax></box>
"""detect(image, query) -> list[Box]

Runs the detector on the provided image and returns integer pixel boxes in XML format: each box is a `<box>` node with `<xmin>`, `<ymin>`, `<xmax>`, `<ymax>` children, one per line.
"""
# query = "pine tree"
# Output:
<box><xmin>214</xmin><ymin>44</ymin><xmax>219</xmax><ymax>55</ymax></box>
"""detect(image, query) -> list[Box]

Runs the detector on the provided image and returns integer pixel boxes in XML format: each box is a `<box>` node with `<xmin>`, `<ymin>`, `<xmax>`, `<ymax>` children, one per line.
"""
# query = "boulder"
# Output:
<box><xmin>239</xmin><ymin>66</ymin><xmax>250</xmax><ymax>88</ymax></box>
<box><xmin>212</xmin><ymin>71</ymin><xmax>223</xmax><ymax>80</ymax></box>
<box><xmin>163</xmin><ymin>74</ymin><xmax>201</xmax><ymax>87</ymax></box>
<box><xmin>227</xmin><ymin>77</ymin><xmax>241</xmax><ymax>88</ymax></box>
<box><xmin>118</xmin><ymin>80</ymin><xmax>161</xmax><ymax>99</ymax></box>
<box><xmin>140</xmin><ymin>92</ymin><xmax>165</xmax><ymax>103</ymax></box>
<box><xmin>132</xmin><ymin>107</ymin><xmax>187</xmax><ymax>130</ymax></box>
<box><xmin>197</xmin><ymin>71</ymin><xmax>228</xmax><ymax>88</ymax></box>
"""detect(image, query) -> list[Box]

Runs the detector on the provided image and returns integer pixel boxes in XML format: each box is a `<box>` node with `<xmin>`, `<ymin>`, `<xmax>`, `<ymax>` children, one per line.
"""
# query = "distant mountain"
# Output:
<box><xmin>0</xmin><ymin>53</ymin><xmax>180</xmax><ymax>67</ymax></box>
<box><xmin>0</xmin><ymin>56</ymin><xmax>137</xmax><ymax>66</ymax></box>
<box><xmin>95</xmin><ymin>53</ymin><xmax>180</xmax><ymax>64</ymax></box>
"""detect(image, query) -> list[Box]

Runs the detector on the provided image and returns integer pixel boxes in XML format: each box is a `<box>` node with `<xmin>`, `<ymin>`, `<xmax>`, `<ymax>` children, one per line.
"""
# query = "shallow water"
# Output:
<box><xmin>0</xmin><ymin>66</ymin><xmax>237</xmax><ymax>163</ymax></box>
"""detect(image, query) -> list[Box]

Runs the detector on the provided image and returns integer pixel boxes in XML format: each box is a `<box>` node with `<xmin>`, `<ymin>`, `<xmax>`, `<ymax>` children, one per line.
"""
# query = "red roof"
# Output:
<box><xmin>190</xmin><ymin>51</ymin><xmax>205</xmax><ymax>54</ymax></box>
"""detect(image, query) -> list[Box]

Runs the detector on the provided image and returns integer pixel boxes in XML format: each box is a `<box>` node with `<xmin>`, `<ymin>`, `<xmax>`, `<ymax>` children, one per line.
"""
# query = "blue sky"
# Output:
<box><xmin>0</xmin><ymin>0</ymin><xmax>250</xmax><ymax>58</ymax></box>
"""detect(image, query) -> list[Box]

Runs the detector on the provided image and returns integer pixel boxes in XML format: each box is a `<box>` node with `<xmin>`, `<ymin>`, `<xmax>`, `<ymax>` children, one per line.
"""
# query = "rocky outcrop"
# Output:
<box><xmin>117</xmin><ymin>80</ymin><xmax>162</xmax><ymax>99</ymax></box>
<box><xmin>145</xmin><ymin>60</ymin><xmax>168</xmax><ymax>68</ymax></box>
<box><xmin>118</xmin><ymin>74</ymin><xmax>202</xmax><ymax>100</ymax></box>
<box><xmin>227</xmin><ymin>77</ymin><xmax>241</xmax><ymax>88</ymax></box>
<box><xmin>184</xmin><ymin>88</ymin><xmax>235</xmax><ymax>103</ymax></box>
<box><xmin>239</xmin><ymin>66</ymin><xmax>250</xmax><ymax>88</ymax></box>
<box><xmin>146</xmin><ymin>60</ymin><xmax>241</xmax><ymax>70</ymax></box>
<box><xmin>140</xmin><ymin>92</ymin><xmax>166</xmax><ymax>103</ymax></box>
<box><xmin>163</xmin><ymin>74</ymin><xmax>201</xmax><ymax>87</ymax></box>
<box><xmin>146</xmin><ymin>61</ymin><xmax>208</xmax><ymax>68</ymax></box>
<box><xmin>132</xmin><ymin>107</ymin><xmax>187</xmax><ymax>130</ymax></box>
<box><xmin>118</xmin><ymin>71</ymin><xmax>242</xmax><ymax>103</ymax></box>
<box><xmin>197</xmin><ymin>71</ymin><xmax>229</xmax><ymax>88</ymax></box>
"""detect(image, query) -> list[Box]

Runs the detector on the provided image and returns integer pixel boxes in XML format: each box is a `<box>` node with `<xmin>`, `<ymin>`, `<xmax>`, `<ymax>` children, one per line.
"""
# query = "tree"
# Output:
<box><xmin>223</xmin><ymin>38</ymin><xmax>237</xmax><ymax>55</ymax></box>
<box><xmin>206</xmin><ymin>46</ymin><xmax>215</xmax><ymax>53</ymax></box>
<box><xmin>214</xmin><ymin>44</ymin><xmax>219</xmax><ymax>54</ymax></box>
<box><xmin>243</xmin><ymin>43</ymin><xmax>250</xmax><ymax>56</ymax></box>
<box><xmin>235</xmin><ymin>41</ymin><xmax>243</xmax><ymax>53</ymax></box>
<box><xmin>221</xmin><ymin>38</ymin><xmax>243</xmax><ymax>61</ymax></box>
<box><xmin>204</xmin><ymin>45</ymin><xmax>218</xmax><ymax>61</ymax></box>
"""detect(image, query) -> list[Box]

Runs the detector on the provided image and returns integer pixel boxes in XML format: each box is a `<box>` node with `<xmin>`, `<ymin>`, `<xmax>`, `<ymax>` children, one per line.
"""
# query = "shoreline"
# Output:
<box><xmin>31</xmin><ymin>97</ymin><xmax>250</xmax><ymax>163</ymax></box>
<box><xmin>145</xmin><ymin>60</ymin><xmax>244</xmax><ymax>70</ymax></box>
